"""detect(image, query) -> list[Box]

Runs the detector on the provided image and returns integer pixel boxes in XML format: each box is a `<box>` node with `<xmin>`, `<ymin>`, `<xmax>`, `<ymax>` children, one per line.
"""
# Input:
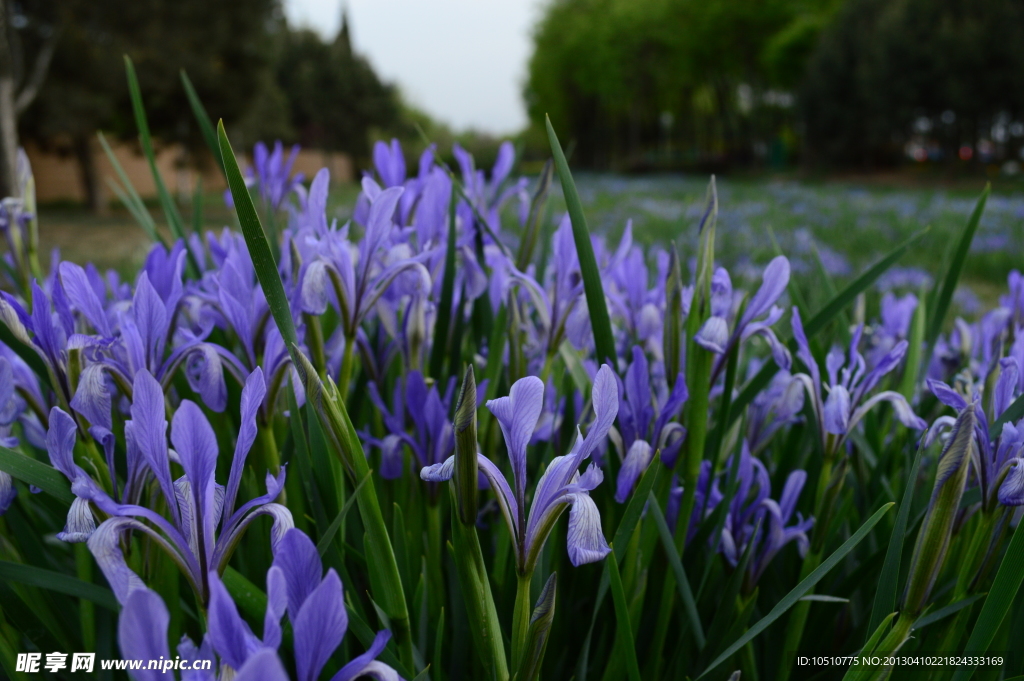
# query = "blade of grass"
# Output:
<box><xmin>97</xmin><ymin>131</ymin><xmax>163</xmax><ymax>245</ymax></box>
<box><xmin>697</xmin><ymin>502</ymin><xmax>895</xmax><ymax>680</ymax></box>
<box><xmin>950</xmin><ymin>517</ymin><xmax>1024</xmax><ymax>681</ymax></box>
<box><xmin>428</xmin><ymin>183</ymin><xmax>458</xmax><ymax>380</ymax></box>
<box><xmin>217</xmin><ymin>120</ymin><xmax>299</xmax><ymax>353</ymax></box>
<box><xmin>576</xmin><ymin>461</ymin><xmax>660</xmax><ymax>679</ymax></box>
<box><xmin>0</xmin><ymin>446</ymin><xmax>73</xmax><ymax>505</ymax></box>
<box><xmin>180</xmin><ymin>70</ymin><xmax>224</xmax><ymax>175</ymax></box>
<box><xmin>545</xmin><ymin>116</ymin><xmax>616</xmax><ymax>366</ymax></box>
<box><xmin>123</xmin><ymin>56</ymin><xmax>187</xmax><ymax>244</ymax></box>
<box><xmin>316</xmin><ymin>470</ymin><xmax>372</xmax><ymax>557</ymax></box>
<box><xmin>914</xmin><ymin>593</ymin><xmax>984</xmax><ymax>630</ymax></box>
<box><xmin>0</xmin><ymin>561</ymin><xmax>118</xmax><ymax>611</ymax></box>
<box><xmin>648</xmin><ymin>490</ymin><xmax>705</xmax><ymax>650</ymax></box>
<box><xmin>867</xmin><ymin>441</ymin><xmax>925</xmax><ymax>637</ymax></box>
<box><xmin>926</xmin><ymin>184</ymin><xmax>989</xmax><ymax>350</ymax></box>
<box><xmin>607</xmin><ymin>549</ymin><xmax>642</xmax><ymax>681</ymax></box>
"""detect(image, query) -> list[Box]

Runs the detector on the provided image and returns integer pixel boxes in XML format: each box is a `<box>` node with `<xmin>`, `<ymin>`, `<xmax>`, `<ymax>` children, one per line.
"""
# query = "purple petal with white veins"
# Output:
<box><xmin>56</xmin><ymin>496</ymin><xmax>97</xmax><ymax>543</ymax></box>
<box><xmin>184</xmin><ymin>344</ymin><xmax>227</xmax><ymax>412</ymax></box>
<box><xmin>71</xmin><ymin>364</ymin><xmax>112</xmax><ymax>431</ymax></box>
<box><xmin>998</xmin><ymin>459</ymin><xmax>1024</xmax><ymax>506</ymax></box>
<box><xmin>694</xmin><ymin>316</ymin><xmax>730</xmax><ymax>353</ymax></box>
<box><xmin>171</xmin><ymin>400</ymin><xmax>219</xmax><ymax>562</ymax></box>
<box><xmin>566</xmin><ymin>492</ymin><xmax>611</xmax><ymax>566</ymax></box>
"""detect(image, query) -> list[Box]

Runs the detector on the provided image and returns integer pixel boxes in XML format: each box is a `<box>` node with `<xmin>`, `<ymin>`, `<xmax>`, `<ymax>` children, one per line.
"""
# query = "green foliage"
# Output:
<box><xmin>801</xmin><ymin>0</ymin><xmax>1024</xmax><ymax>166</ymax></box>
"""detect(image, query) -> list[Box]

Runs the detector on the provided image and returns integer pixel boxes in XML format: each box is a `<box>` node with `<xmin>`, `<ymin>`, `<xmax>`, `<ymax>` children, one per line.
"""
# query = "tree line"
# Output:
<box><xmin>0</xmin><ymin>0</ymin><xmax>401</xmax><ymax>209</ymax></box>
<box><xmin>524</xmin><ymin>0</ymin><xmax>1024</xmax><ymax>171</ymax></box>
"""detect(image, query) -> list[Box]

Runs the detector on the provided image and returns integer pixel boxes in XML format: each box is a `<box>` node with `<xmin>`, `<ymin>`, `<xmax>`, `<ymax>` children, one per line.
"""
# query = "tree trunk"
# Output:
<box><xmin>0</xmin><ymin>0</ymin><xmax>19</xmax><ymax>199</ymax></box>
<box><xmin>73</xmin><ymin>133</ymin><xmax>105</xmax><ymax>215</ymax></box>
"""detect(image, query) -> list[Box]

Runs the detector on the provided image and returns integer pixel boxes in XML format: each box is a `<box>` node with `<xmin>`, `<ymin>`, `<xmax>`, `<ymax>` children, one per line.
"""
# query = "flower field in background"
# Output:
<box><xmin>2</xmin><ymin>62</ymin><xmax>1024</xmax><ymax>681</ymax></box>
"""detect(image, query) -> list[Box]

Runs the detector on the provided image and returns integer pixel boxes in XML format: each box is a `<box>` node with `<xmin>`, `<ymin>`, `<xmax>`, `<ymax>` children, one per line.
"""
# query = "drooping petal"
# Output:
<box><xmin>87</xmin><ymin>518</ymin><xmax>156</xmax><ymax>603</ymax></box>
<box><xmin>46</xmin><ymin>407</ymin><xmax>82</xmax><ymax>481</ymax></box>
<box><xmin>182</xmin><ymin>344</ymin><xmax>228</xmax><ymax>413</ymax></box>
<box><xmin>850</xmin><ymin>391</ymin><xmax>928</xmax><ymax>433</ymax></box>
<box><xmin>331</xmin><ymin>630</ymin><xmax>398</xmax><ymax>681</ymax></box>
<box><xmin>694</xmin><ymin>316</ymin><xmax>730</xmax><ymax>353</ymax></box>
<box><xmin>271</xmin><ymin>528</ymin><xmax>324</xmax><ymax>619</ymax></box>
<box><xmin>118</xmin><ymin>588</ymin><xmax>171</xmax><ymax>681</ymax></box>
<box><xmin>207</xmin><ymin>571</ymin><xmax>260</xmax><ymax>670</ymax></box>
<box><xmin>293</xmin><ymin>569</ymin><xmax>348</xmax><ymax>681</ymax></box>
<box><xmin>998</xmin><ymin>459</ymin><xmax>1024</xmax><ymax>506</ymax></box>
<box><xmin>927</xmin><ymin>379</ymin><xmax>968</xmax><ymax>411</ymax></box>
<box><xmin>995</xmin><ymin>358</ymin><xmax>1020</xmax><ymax>421</ymax></box>
<box><xmin>615</xmin><ymin>440</ymin><xmax>653</xmax><ymax>503</ymax></box>
<box><xmin>235</xmin><ymin>648</ymin><xmax>292</xmax><ymax>681</ymax></box>
<box><xmin>71</xmin><ymin>364</ymin><xmax>112</xmax><ymax>431</ymax></box>
<box><xmin>56</xmin><ymin>496</ymin><xmax>97</xmax><ymax>543</ymax></box>
<box><xmin>566</xmin><ymin>492</ymin><xmax>611</xmax><ymax>566</ymax></box>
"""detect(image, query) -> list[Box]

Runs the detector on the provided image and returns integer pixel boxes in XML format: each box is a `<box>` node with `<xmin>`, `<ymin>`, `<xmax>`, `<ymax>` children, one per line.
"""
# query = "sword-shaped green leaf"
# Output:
<box><xmin>927</xmin><ymin>184</ymin><xmax>989</xmax><ymax>350</ymax></box>
<box><xmin>545</xmin><ymin>116</ymin><xmax>616</xmax><ymax>366</ymax></box>
<box><xmin>0</xmin><ymin>446</ymin><xmax>73</xmax><ymax>505</ymax></box>
<box><xmin>697</xmin><ymin>502</ymin><xmax>894</xmax><ymax>680</ymax></box>
<box><xmin>0</xmin><ymin>561</ymin><xmax>117</xmax><ymax>611</ymax></box>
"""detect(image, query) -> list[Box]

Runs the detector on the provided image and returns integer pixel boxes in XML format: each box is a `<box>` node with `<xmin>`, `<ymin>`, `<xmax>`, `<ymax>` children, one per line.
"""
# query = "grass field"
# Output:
<box><xmin>37</xmin><ymin>173</ymin><xmax>1022</xmax><ymax>313</ymax></box>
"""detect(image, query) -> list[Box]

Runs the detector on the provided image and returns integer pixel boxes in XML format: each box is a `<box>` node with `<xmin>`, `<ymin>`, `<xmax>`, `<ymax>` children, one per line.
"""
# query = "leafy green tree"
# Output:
<box><xmin>801</xmin><ymin>0</ymin><xmax>1024</xmax><ymax>166</ymax></box>
<box><xmin>274</xmin><ymin>13</ymin><xmax>400</xmax><ymax>165</ymax></box>
<box><xmin>18</xmin><ymin>0</ymin><xmax>285</xmax><ymax>211</ymax></box>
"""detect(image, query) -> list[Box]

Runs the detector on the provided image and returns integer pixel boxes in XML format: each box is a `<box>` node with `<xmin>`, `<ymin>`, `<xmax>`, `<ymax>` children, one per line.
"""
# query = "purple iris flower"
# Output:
<box><xmin>605</xmin><ymin>225</ymin><xmax>672</xmax><ymax>358</ymax></box>
<box><xmin>189</xmin><ymin>232</ymin><xmax>301</xmax><ymax>416</ymax></box>
<box><xmin>206</xmin><ymin>529</ymin><xmax>401</xmax><ymax>681</ymax></box>
<box><xmin>254</xmin><ymin>141</ymin><xmax>305</xmax><ymax>211</ymax></box>
<box><xmin>790</xmin><ymin>307</ymin><xmax>927</xmax><ymax>457</ymax></box>
<box><xmin>866</xmin><ymin>292</ymin><xmax>918</xmax><ymax>370</ymax></box>
<box><xmin>299</xmin><ymin>185</ymin><xmax>431</xmax><ymax>343</ymax></box>
<box><xmin>507</xmin><ymin>216</ymin><xmax>594</xmax><ymax>368</ymax></box>
<box><xmin>421</xmin><ymin>365</ymin><xmax>619</xmax><ymax>570</ymax></box>
<box><xmin>614</xmin><ymin>346</ymin><xmax>688</xmax><ymax>502</ymax></box>
<box><xmin>59</xmin><ymin>242</ymin><xmax>231</xmax><ymax>416</ymax></box>
<box><xmin>363</xmin><ymin>372</ymin><xmax>455</xmax><ymax>483</ymax></box>
<box><xmin>672</xmin><ymin>443</ymin><xmax>813</xmax><ymax>589</ymax></box>
<box><xmin>453</xmin><ymin>141</ymin><xmax>529</xmax><ymax>241</ymax></box>
<box><xmin>51</xmin><ymin>367</ymin><xmax>292</xmax><ymax>605</ymax></box>
<box><xmin>746</xmin><ymin>365</ymin><xmax>805</xmax><ymax>455</ymax></box>
<box><xmin>118</xmin><ymin>587</ymin><xmax>284</xmax><ymax>681</ymax></box>
<box><xmin>927</xmin><ymin>357</ymin><xmax>1024</xmax><ymax>509</ymax></box>
<box><xmin>694</xmin><ymin>256</ymin><xmax>792</xmax><ymax>383</ymax></box>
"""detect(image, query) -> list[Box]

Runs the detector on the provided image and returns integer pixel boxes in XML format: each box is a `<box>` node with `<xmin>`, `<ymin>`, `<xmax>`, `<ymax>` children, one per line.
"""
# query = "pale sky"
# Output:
<box><xmin>283</xmin><ymin>0</ymin><xmax>543</xmax><ymax>135</ymax></box>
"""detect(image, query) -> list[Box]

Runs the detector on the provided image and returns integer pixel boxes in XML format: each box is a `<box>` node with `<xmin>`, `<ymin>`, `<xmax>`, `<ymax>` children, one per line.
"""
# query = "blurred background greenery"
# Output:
<box><xmin>2</xmin><ymin>0</ymin><xmax>1023</xmax><ymax>289</ymax></box>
